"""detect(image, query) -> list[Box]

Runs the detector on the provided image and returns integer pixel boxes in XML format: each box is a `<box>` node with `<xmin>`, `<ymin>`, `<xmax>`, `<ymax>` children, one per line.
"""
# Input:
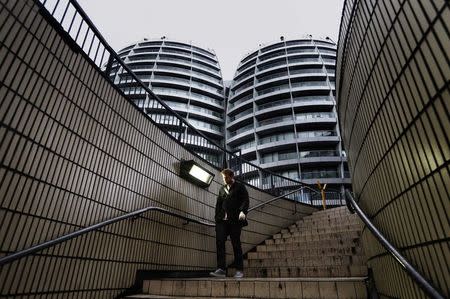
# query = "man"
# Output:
<box><xmin>210</xmin><ymin>168</ymin><xmax>249</xmax><ymax>278</ymax></box>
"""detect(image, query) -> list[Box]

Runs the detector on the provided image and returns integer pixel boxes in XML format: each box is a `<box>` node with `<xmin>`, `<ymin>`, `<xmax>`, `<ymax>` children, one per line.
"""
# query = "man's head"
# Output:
<box><xmin>220</xmin><ymin>168</ymin><xmax>234</xmax><ymax>185</ymax></box>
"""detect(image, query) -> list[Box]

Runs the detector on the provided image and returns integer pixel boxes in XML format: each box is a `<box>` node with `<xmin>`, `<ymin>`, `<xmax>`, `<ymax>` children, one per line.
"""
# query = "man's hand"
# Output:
<box><xmin>239</xmin><ymin>211</ymin><xmax>246</xmax><ymax>220</ymax></box>
<box><xmin>223</xmin><ymin>213</ymin><xmax>227</xmax><ymax>220</ymax></box>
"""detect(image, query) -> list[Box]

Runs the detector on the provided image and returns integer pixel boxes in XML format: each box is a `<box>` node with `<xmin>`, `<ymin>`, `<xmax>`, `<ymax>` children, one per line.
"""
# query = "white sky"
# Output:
<box><xmin>78</xmin><ymin>0</ymin><xmax>344</xmax><ymax>80</ymax></box>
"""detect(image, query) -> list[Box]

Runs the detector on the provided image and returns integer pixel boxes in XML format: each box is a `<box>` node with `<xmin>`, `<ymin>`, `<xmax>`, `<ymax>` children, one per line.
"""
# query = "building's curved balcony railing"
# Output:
<box><xmin>259</xmin><ymin>50</ymin><xmax>285</xmax><ymax>62</ymax></box>
<box><xmin>255</xmin><ymin>113</ymin><xmax>336</xmax><ymax>131</ymax></box>
<box><xmin>295</xmin><ymin>112</ymin><xmax>336</xmax><ymax>121</ymax></box>
<box><xmin>288</xmin><ymin>57</ymin><xmax>321</xmax><ymax>64</ymax></box>
<box><xmin>256</xmin><ymin>98</ymin><xmax>291</xmax><ymax>111</ymax></box>
<box><xmin>231</xmin><ymin>75</ymin><xmax>253</xmax><ymax>91</ymax></box>
<box><xmin>317</xmin><ymin>48</ymin><xmax>337</xmax><ymax>56</ymax></box>
<box><xmin>191</xmin><ymin>61</ymin><xmax>221</xmax><ymax>75</ymax></box>
<box><xmin>155</xmin><ymin>65</ymin><xmax>191</xmax><ymax>76</ymax></box>
<box><xmin>152</xmin><ymin>75</ymin><xmax>222</xmax><ymax>97</ymax></box>
<box><xmin>256</xmin><ymin>70</ymin><xmax>288</xmax><ymax>83</ymax></box>
<box><xmin>257</xmin><ymin>115</ymin><xmax>292</xmax><ymax>127</ymax></box>
<box><xmin>152</xmin><ymin>87</ymin><xmax>190</xmax><ymax>99</ymax></box>
<box><xmin>286</xmin><ymin>48</ymin><xmax>318</xmax><ymax>55</ymax></box>
<box><xmin>257</xmin><ymin>130</ymin><xmax>338</xmax><ymax>147</ymax></box>
<box><xmin>190</xmin><ymin>70</ymin><xmax>223</xmax><ymax>86</ymax></box>
<box><xmin>257</xmin><ymin>84</ymin><xmax>290</xmax><ymax>96</ymax></box>
<box><xmin>228</xmin><ymin>93</ymin><xmax>253</xmax><ymax>109</ymax></box>
<box><xmin>229</xmin><ymin>123</ymin><xmax>254</xmax><ymax>138</ymax></box>
<box><xmin>164</xmin><ymin>41</ymin><xmax>191</xmax><ymax>50</ymax></box>
<box><xmin>290</xmin><ymin>81</ymin><xmax>330</xmax><ymax>91</ymax></box>
<box><xmin>230</xmin><ymin>85</ymin><xmax>254</xmax><ymax>100</ymax></box>
<box><xmin>156</xmin><ymin>48</ymin><xmax>220</xmax><ymax>70</ymax></box>
<box><xmin>227</xmin><ymin>132</ymin><xmax>255</xmax><ymax>145</ymax></box>
<box><xmin>156</xmin><ymin>57</ymin><xmax>221</xmax><ymax>77</ymax></box>
<box><xmin>192</xmin><ymin>52</ymin><xmax>219</xmax><ymax>66</ymax></box>
<box><xmin>127</xmin><ymin>54</ymin><xmax>157</xmax><ymax>61</ymax></box>
<box><xmin>158</xmin><ymin>55</ymin><xmax>192</xmax><ymax>65</ymax></box>
<box><xmin>192</xmin><ymin>55</ymin><xmax>220</xmax><ymax>69</ymax></box>
<box><xmin>161</xmin><ymin>48</ymin><xmax>190</xmax><ymax>56</ymax></box>
<box><xmin>302</xmin><ymin>170</ymin><xmax>340</xmax><ymax>179</ymax></box>
<box><xmin>289</xmin><ymin>68</ymin><xmax>325</xmax><ymax>76</ymax></box>
<box><xmin>151</xmin><ymin>101</ymin><xmax>222</xmax><ymax>121</ymax></box>
<box><xmin>152</xmin><ymin>75</ymin><xmax>191</xmax><ymax>86</ymax></box>
<box><xmin>228</xmin><ymin>107</ymin><xmax>253</xmax><ymax>126</ymax></box>
<box><xmin>231</xmin><ymin>80</ymin><xmax>254</xmax><ymax>95</ymax></box>
<box><xmin>300</xmin><ymin>150</ymin><xmax>341</xmax><ymax>158</ymax></box>
<box><xmin>127</xmin><ymin>64</ymin><xmax>154</xmax><ymax>71</ymax></box>
<box><xmin>257</xmin><ymin>60</ymin><xmax>287</xmax><ymax>72</ymax></box>
<box><xmin>260</xmin><ymin>42</ymin><xmax>284</xmax><ymax>54</ymax></box>
<box><xmin>231</xmin><ymin>140</ymin><xmax>256</xmax><ymax>151</ymax></box>
<box><xmin>296</xmin><ymin>130</ymin><xmax>338</xmax><ymax>138</ymax></box>
<box><xmin>255</xmin><ymin>96</ymin><xmax>333</xmax><ymax>114</ymax></box>
<box><xmin>189</xmin><ymin>119</ymin><xmax>223</xmax><ymax>136</ymax></box>
<box><xmin>233</xmin><ymin>70</ymin><xmax>255</xmax><ymax>85</ymax></box>
<box><xmin>235</xmin><ymin>62</ymin><xmax>256</xmax><ymax>77</ymax></box>
<box><xmin>190</xmin><ymin>92</ymin><xmax>224</xmax><ymax>108</ymax></box>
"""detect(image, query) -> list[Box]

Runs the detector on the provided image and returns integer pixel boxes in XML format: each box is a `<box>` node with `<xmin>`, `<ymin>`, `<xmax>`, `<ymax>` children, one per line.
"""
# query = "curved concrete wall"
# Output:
<box><xmin>337</xmin><ymin>0</ymin><xmax>449</xmax><ymax>297</ymax></box>
<box><xmin>0</xmin><ymin>1</ymin><xmax>317</xmax><ymax>298</ymax></box>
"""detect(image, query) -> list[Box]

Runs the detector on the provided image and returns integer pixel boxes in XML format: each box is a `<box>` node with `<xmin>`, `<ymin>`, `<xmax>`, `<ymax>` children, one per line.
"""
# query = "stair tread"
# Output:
<box><xmin>138</xmin><ymin>207</ymin><xmax>368</xmax><ymax>298</ymax></box>
<box><xmin>142</xmin><ymin>276</ymin><xmax>367</xmax><ymax>282</ymax></box>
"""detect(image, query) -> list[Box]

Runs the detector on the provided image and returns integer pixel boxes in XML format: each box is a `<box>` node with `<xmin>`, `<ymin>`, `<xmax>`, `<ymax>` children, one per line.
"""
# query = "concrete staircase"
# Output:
<box><xmin>127</xmin><ymin>207</ymin><xmax>368</xmax><ymax>298</ymax></box>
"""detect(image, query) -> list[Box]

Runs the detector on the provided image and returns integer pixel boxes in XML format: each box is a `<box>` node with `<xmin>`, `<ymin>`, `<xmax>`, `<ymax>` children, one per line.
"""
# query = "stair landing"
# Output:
<box><xmin>126</xmin><ymin>277</ymin><xmax>367</xmax><ymax>298</ymax></box>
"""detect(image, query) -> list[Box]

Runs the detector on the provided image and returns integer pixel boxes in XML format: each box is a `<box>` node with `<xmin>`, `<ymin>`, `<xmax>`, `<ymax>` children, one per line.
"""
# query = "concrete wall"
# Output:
<box><xmin>337</xmin><ymin>0</ymin><xmax>449</xmax><ymax>298</ymax></box>
<box><xmin>0</xmin><ymin>1</ymin><xmax>317</xmax><ymax>298</ymax></box>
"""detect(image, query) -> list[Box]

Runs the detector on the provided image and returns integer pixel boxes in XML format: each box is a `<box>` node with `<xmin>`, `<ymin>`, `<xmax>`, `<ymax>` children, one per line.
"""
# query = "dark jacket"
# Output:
<box><xmin>215</xmin><ymin>181</ymin><xmax>249</xmax><ymax>225</ymax></box>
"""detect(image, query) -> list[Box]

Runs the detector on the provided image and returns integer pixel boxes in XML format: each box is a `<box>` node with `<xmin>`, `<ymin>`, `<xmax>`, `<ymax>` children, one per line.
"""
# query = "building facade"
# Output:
<box><xmin>226</xmin><ymin>37</ymin><xmax>351</xmax><ymax>199</ymax></box>
<box><xmin>111</xmin><ymin>38</ymin><xmax>226</xmax><ymax>165</ymax></box>
<box><xmin>337</xmin><ymin>0</ymin><xmax>449</xmax><ymax>297</ymax></box>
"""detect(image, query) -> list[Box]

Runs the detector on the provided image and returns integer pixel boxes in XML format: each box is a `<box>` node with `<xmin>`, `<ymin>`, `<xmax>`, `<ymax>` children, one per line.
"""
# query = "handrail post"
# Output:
<box><xmin>104</xmin><ymin>54</ymin><xmax>114</xmax><ymax>76</ymax></box>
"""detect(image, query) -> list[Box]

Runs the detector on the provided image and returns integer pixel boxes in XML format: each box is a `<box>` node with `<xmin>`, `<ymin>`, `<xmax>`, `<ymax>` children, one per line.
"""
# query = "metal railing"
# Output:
<box><xmin>0</xmin><ymin>187</ymin><xmax>309</xmax><ymax>267</ymax></box>
<box><xmin>344</xmin><ymin>190</ymin><xmax>445</xmax><ymax>299</ymax></box>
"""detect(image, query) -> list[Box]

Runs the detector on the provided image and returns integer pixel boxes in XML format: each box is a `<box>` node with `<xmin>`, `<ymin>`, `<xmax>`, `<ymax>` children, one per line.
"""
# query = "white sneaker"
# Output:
<box><xmin>234</xmin><ymin>271</ymin><xmax>244</xmax><ymax>278</ymax></box>
<box><xmin>209</xmin><ymin>268</ymin><xmax>226</xmax><ymax>277</ymax></box>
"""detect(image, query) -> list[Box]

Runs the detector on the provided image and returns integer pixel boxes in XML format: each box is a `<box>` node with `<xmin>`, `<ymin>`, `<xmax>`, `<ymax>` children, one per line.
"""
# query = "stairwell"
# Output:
<box><xmin>127</xmin><ymin>206</ymin><xmax>368</xmax><ymax>298</ymax></box>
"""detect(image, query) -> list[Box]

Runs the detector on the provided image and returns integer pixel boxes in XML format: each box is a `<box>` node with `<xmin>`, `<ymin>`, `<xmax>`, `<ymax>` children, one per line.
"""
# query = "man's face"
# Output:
<box><xmin>221</xmin><ymin>173</ymin><xmax>233</xmax><ymax>185</ymax></box>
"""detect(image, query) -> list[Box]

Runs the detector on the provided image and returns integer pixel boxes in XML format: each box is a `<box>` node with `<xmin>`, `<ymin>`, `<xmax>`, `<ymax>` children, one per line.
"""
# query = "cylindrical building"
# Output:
<box><xmin>226</xmin><ymin>37</ymin><xmax>350</xmax><ymax>200</ymax></box>
<box><xmin>112</xmin><ymin>38</ymin><xmax>225</xmax><ymax>165</ymax></box>
<box><xmin>337</xmin><ymin>0</ymin><xmax>449</xmax><ymax>297</ymax></box>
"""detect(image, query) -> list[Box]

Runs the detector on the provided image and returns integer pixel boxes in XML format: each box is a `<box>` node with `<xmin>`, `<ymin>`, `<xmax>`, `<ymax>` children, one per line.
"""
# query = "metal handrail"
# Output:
<box><xmin>0</xmin><ymin>206</ymin><xmax>214</xmax><ymax>267</ymax></box>
<box><xmin>0</xmin><ymin>187</ymin><xmax>310</xmax><ymax>267</ymax></box>
<box><xmin>249</xmin><ymin>186</ymin><xmax>319</xmax><ymax>212</ymax></box>
<box><xmin>344</xmin><ymin>190</ymin><xmax>445</xmax><ymax>299</ymax></box>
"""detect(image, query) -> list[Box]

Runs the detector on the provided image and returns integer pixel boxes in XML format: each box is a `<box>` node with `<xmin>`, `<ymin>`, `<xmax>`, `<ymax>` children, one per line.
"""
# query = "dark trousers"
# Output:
<box><xmin>215</xmin><ymin>221</ymin><xmax>243</xmax><ymax>271</ymax></box>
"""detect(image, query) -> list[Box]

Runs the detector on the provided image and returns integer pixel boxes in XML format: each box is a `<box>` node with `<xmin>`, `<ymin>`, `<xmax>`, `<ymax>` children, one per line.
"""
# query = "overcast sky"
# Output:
<box><xmin>78</xmin><ymin>0</ymin><xmax>344</xmax><ymax>80</ymax></box>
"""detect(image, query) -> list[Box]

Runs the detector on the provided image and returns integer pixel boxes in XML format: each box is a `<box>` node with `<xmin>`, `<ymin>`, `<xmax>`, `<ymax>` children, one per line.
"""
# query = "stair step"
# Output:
<box><xmin>294</xmin><ymin>219</ymin><xmax>362</xmax><ymax>229</ymax></box>
<box><xmin>289</xmin><ymin>224</ymin><xmax>362</xmax><ymax>233</ymax></box>
<box><xmin>249</xmin><ymin>247</ymin><xmax>362</xmax><ymax>259</ymax></box>
<box><xmin>279</xmin><ymin>230</ymin><xmax>361</xmax><ymax>241</ymax></box>
<box><xmin>132</xmin><ymin>277</ymin><xmax>367</xmax><ymax>298</ymax></box>
<box><xmin>245</xmin><ymin>255</ymin><xmax>367</xmax><ymax>267</ymax></box>
<box><xmin>245</xmin><ymin>265</ymin><xmax>368</xmax><ymax>278</ymax></box>
<box><xmin>257</xmin><ymin>238</ymin><xmax>360</xmax><ymax>252</ymax></box>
